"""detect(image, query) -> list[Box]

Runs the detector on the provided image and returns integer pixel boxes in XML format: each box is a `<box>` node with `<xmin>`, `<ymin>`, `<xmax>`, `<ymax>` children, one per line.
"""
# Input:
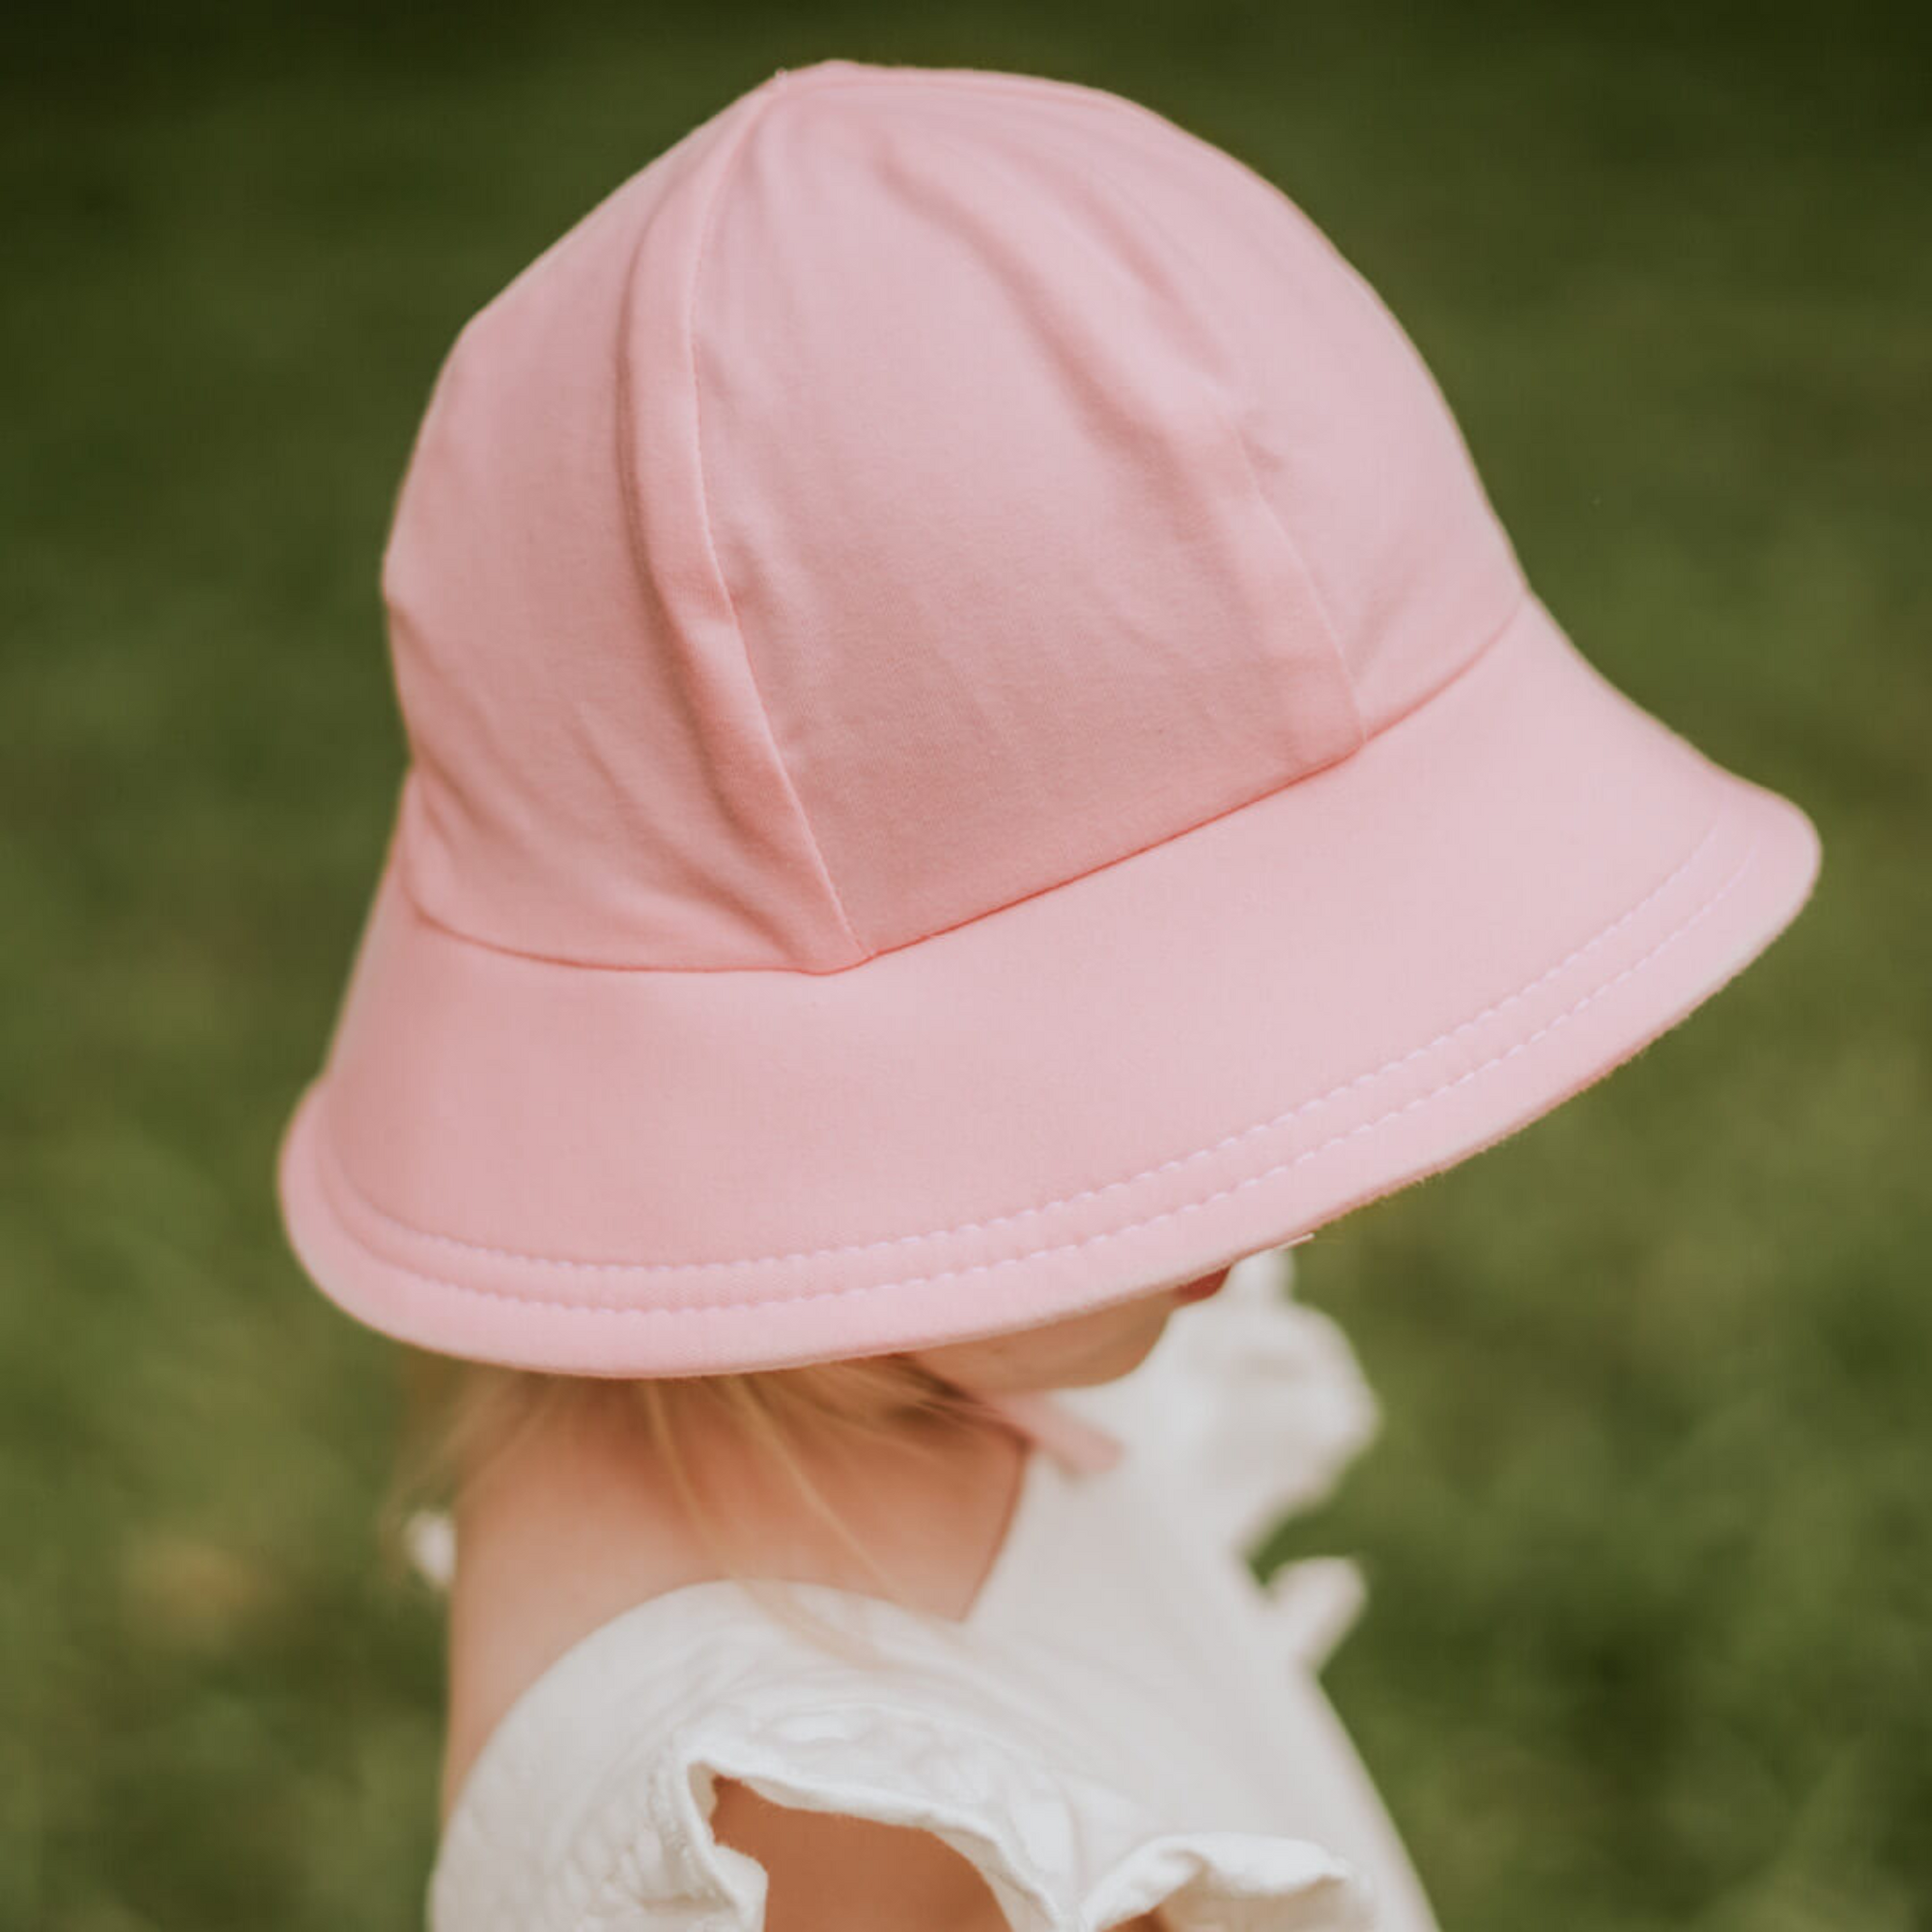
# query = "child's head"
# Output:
<box><xmin>281</xmin><ymin>60</ymin><xmax>1817</xmax><ymax>1432</ymax></box>
<box><xmin>395</xmin><ymin>1260</ymin><xmax>1231</xmax><ymax>1610</ymax></box>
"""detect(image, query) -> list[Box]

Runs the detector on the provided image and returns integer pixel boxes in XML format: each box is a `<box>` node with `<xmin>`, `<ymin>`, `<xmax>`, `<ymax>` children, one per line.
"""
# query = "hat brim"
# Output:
<box><xmin>277</xmin><ymin>593</ymin><xmax>1819</xmax><ymax>1376</ymax></box>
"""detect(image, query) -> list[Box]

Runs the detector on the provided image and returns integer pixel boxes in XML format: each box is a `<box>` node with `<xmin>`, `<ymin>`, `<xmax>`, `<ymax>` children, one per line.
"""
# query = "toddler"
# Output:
<box><xmin>275</xmin><ymin>56</ymin><xmax>1821</xmax><ymax>1931</ymax></box>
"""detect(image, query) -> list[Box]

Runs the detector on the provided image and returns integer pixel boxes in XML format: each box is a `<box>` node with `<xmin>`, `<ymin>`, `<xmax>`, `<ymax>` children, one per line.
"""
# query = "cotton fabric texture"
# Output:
<box><xmin>430</xmin><ymin>1248</ymin><xmax>1436</xmax><ymax>1931</ymax></box>
<box><xmin>275</xmin><ymin>56</ymin><xmax>1821</xmax><ymax>1376</ymax></box>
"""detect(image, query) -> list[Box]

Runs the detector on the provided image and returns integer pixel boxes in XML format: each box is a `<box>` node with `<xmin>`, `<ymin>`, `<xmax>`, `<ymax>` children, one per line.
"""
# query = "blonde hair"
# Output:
<box><xmin>385</xmin><ymin>1348</ymin><xmax>1005</xmax><ymax>1656</ymax></box>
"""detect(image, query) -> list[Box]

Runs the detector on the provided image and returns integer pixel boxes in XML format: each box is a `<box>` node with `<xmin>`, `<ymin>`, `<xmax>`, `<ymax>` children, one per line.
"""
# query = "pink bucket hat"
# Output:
<box><xmin>276</xmin><ymin>57</ymin><xmax>1821</xmax><ymax>1376</ymax></box>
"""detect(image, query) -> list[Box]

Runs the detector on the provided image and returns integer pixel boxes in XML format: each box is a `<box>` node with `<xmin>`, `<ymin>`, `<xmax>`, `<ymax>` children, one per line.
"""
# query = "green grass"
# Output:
<box><xmin>3</xmin><ymin>2</ymin><xmax>1927</xmax><ymax>1925</ymax></box>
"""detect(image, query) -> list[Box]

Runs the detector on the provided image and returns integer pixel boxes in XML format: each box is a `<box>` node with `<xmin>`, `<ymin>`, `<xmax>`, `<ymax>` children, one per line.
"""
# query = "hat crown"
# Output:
<box><xmin>379</xmin><ymin>59</ymin><xmax>1521</xmax><ymax>972</ymax></box>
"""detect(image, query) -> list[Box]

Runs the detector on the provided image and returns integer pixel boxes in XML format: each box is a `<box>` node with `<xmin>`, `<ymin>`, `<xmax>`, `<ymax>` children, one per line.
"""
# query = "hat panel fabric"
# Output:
<box><xmin>994</xmin><ymin>73</ymin><xmax>1532</xmax><ymax>730</ymax></box>
<box><xmin>382</xmin><ymin>99</ymin><xmax>858</xmax><ymax>970</ymax></box>
<box><xmin>696</xmin><ymin>81</ymin><xmax>1363</xmax><ymax>954</ymax></box>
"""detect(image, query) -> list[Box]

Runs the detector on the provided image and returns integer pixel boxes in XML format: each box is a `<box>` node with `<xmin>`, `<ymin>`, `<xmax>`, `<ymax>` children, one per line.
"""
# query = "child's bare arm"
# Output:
<box><xmin>710</xmin><ymin>1776</ymin><xmax>1170</xmax><ymax>1932</ymax></box>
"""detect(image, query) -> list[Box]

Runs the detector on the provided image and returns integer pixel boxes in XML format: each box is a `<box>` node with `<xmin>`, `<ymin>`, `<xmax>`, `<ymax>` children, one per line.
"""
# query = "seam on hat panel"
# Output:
<box><xmin>382</xmin><ymin>585</ymin><xmax>1535</xmax><ymax>979</ymax></box>
<box><xmin>1023</xmin><ymin>90</ymin><xmax>1530</xmax><ymax>745</ymax></box>
<box><xmin>674</xmin><ymin>81</ymin><xmax>866</xmax><ymax>961</ymax></box>
<box><xmin>901</xmin><ymin>60</ymin><xmax>1541</xmax><ymax>697</ymax></box>
<box><xmin>1100</xmin><ymin>159</ymin><xmax>1532</xmax><ymax>741</ymax></box>
<box><xmin>1145</xmin><ymin>90</ymin><xmax>1541</xmax><ymax>641</ymax></box>
<box><xmin>974</xmin><ymin>114</ymin><xmax>1368</xmax><ymax>757</ymax></box>
<box><xmin>313</xmin><ymin>805</ymin><xmax>1756</xmax><ymax>1297</ymax></box>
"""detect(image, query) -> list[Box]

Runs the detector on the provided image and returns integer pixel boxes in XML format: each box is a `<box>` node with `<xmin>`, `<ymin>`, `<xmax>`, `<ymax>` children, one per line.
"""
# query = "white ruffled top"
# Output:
<box><xmin>425</xmin><ymin>1246</ymin><xmax>1439</xmax><ymax>1932</ymax></box>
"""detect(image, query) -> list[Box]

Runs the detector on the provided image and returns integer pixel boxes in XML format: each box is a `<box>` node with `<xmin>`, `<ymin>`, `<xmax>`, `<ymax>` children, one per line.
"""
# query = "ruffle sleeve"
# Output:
<box><xmin>430</xmin><ymin>1588</ymin><xmax>1378</xmax><ymax>1932</ymax></box>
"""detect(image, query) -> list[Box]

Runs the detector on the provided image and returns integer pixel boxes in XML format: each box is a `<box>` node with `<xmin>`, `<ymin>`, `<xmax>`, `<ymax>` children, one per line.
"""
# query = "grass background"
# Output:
<box><xmin>2</xmin><ymin>1</ymin><xmax>1926</xmax><ymax>1925</ymax></box>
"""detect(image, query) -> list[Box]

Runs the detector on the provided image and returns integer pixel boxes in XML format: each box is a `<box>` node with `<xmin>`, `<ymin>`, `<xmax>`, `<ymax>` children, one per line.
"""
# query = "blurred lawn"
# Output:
<box><xmin>2</xmin><ymin>1</ymin><xmax>1927</xmax><ymax>1927</ymax></box>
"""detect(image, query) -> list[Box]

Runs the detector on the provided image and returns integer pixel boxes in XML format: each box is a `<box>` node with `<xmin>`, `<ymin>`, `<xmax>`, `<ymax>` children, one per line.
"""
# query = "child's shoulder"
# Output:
<box><xmin>437</xmin><ymin>1396</ymin><xmax>1034</xmax><ymax>1811</ymax></box>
